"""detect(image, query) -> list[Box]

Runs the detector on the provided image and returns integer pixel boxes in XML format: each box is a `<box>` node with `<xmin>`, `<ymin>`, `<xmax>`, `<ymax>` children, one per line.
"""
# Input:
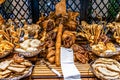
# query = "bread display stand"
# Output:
<box><xmin>32</xmin><ymin>61</ymin><xmax>95</xmax><ymax>80</ymax></box>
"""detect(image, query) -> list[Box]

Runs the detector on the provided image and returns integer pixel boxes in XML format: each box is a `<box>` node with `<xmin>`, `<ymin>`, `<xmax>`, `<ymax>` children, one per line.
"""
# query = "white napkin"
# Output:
<box><xmin>61</xmin><ymin>47</ymin><xmax>81</xmax><ymax>80</ymax></box>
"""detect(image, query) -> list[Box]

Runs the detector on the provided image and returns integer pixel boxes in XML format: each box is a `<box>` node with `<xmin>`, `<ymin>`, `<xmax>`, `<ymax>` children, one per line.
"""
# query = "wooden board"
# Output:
<box><xmin>32</xmin><ymin>61</ymin><xmax>95</xmax><ymax>79</ymax></box>
<box><xmin>32</xmin><ymin>78</ymin><xmax>97</xmax><ymax>80</ymax></box>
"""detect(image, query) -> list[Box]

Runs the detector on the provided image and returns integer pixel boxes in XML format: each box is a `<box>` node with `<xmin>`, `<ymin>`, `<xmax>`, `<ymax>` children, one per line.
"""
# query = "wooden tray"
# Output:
<box><xmin>32</xmin><ymin>61</ymin><xmax>95</xmax><ymax>79</ymax></box>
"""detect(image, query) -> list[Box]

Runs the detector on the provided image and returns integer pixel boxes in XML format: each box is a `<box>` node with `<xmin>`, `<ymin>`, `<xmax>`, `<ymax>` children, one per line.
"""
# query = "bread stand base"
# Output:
<box><xmin>32</xmin><ymin>61</ymin><xmax>97</xmax><ymax>80</ymax></box>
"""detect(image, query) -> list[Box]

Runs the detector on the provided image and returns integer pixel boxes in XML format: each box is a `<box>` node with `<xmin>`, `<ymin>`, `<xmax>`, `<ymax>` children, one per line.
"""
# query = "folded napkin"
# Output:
<box><xmin>61</xmin><ymin>47</ymin><xmax>81</xmax><ymax>80</ymax></box>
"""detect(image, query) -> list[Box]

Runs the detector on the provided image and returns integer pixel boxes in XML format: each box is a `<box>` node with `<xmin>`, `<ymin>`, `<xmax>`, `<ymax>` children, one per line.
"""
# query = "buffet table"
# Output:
<box><xmin>32</xmin><ymin>61</ymin><xmax>97</xmax><ymax>80</ymax></box>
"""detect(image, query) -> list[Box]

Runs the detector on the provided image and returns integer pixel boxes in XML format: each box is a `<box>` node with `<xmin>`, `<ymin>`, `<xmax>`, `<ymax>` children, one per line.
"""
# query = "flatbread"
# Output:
<box><xmin>10</xmin><ymin>64</ymin><xmax>26</xmax><ymax>68</ymax></box>
<box><xmin>97</xmin><ymin>67</ymin><xmax>119</xmax><ymax>77</ymax></box>
<box><xmin>0</xmin><ymin>70</ymin><xmax>11</xmax><ymax>76</ymax></box>
<box><xmin>106</xmin><ymin>64</ymin><xmax>120</xmax><ymax>72</ymax></box>
<box><xmin>0</xmin><ymin>60</ymin><xmax>13</xmax><ymax>70</ymax></box>
<box><xmin>8</xmin><ymin>66</ymin><xmax>25</xmax><ymax>73</ymax></box>
<box><xmin>20</xmin><ymin>61</ymin><xmax>32</xmax><ymax>67</ymax></box>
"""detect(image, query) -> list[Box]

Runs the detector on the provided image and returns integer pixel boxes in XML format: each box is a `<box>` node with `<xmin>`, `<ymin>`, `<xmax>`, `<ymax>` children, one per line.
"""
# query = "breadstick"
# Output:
<box><xmin>55</xmin><ymin>24</ymin><xmax>63</xmax><ymax>66</ymax></box>
<box><xmin>0</xmin><ymin>30</ymin><xmax>10</xmax><ymax>41</ymax></box>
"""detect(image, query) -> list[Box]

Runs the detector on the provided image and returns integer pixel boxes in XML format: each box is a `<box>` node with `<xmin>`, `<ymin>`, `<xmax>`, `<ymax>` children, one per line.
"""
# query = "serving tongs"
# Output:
<box><xmin>40</xmin><ymin>59</ymin><xmax>62</xmax><ymax>77</ymax></box>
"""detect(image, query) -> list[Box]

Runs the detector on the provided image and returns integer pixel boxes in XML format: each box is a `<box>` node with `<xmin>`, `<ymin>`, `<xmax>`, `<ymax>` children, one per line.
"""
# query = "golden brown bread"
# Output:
<box><xmin>55</xmin><ymin>0</ymin><xmax>66</xmax><ymax>16</ymax></box>
<box><xmin>47</xmin><ymin>47</ymin><xmax>55</xmax><ymax>64</ymax></box>
<box><xmin>48</xmin><ymin>56</ymin><xmax>55</xmax><ymax>64</ymax></box>
<box><xmin>13</xmin><ymin>54</ymin><xmax>24</xmax><ymax>63</ymax></box>
<box><xmin>47</xmin><ymin>50</ymin><xmax>55</xmax><ymax>59</ymax></box>
<box><xmin>55</xmin><ymin>24</ymin><xmax>63</xmax><ymax>66</ymax></box>
<box><xmin>62</xmin><ymin>30</ymin><xmax>76</xmax><ymax>48</ymax></box>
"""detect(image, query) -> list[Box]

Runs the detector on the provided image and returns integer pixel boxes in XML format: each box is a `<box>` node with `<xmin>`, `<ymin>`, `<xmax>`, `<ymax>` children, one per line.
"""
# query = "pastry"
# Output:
<box><xmin>14</xmin><ymin>48</ymin><xmax>26</xmax><ymax>52</ymax></box>
<box><xmin>48</xmin><ymin>56</ymin><xmax>55</xmax><ymax>64</ymax></box>
<box><xmin>30</xmin><ymin>39</ymin><xmax>41</xmax><ymax>48</ymax></box>
<box><xmin>62</xmin><ymin>30</ymin><xmax>76</xmax><ymax>48</ymax></box>
<box><xmin>106</xmin><ymin>42</ymin><xmax>116</xmax><ymax>52</ymax></box>
<box><xmin>26</xmin><ymin>47</ymin><xmax>38</xmax><ymax>52</ymax></box>
<box><xmin>20</xmin><ymin>39</ymin><xmax>31</xmax><ymax>49</ymax></box>
<box><xmin>13</xmin><ymin>54</ymin><xmax>24</xmax><ymax>63</ymax></box>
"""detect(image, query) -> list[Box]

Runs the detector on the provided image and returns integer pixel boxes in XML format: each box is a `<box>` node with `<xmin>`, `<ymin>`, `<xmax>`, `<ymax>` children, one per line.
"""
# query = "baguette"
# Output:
<box><xmin>55</xmin><ymin>24</ymin><xmax>63</xmax><ymax>66</ymax></box>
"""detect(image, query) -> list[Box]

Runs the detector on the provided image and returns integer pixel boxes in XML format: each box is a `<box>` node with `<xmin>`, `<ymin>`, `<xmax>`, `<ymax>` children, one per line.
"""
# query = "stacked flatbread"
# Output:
<box><xmin>91</xmin><ymin>58</ymin><xmax>120</xmax><ymax>80</ymax></box>
<box><xmin>0</xmin><ymin>56</ymin><xmax>32</xmax><ymax>79</ymax></box>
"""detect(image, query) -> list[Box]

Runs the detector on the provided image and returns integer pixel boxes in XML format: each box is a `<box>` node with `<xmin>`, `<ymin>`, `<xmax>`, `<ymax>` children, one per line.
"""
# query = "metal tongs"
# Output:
<box><xmin>40</xmin><ymin>59</ymin><xmax>62</xmax><ymax>77</ymax></box>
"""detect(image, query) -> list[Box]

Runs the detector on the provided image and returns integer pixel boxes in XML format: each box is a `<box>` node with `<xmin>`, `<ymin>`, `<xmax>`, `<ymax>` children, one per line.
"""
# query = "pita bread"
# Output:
<box><xmin>106</xmin><ymin>64</ymin><xmax>120</xmax><ymax>72</ymax></box>
<box><xmin>0</xmin><ymin>60</ymin><xmax>13</xmax><ymax>70</ymax></box>
<box><xmin>10</xmin><ymin>64</ymin><xmax>26</xmax><ymax>68</ymax></box>
<box><xmin>8</xmin><ymin>66</ymin><xmax>25</xmax><ymax>73</ymax></box>
<box><xmin>0</xmin><ymin>70</ymin><xmax>11</xmax><ymax>76</ymax></box>
<box><xmin>97</xmin><ymin>67</ymin><xmax>119</xmax><ymax>77</ymax></box>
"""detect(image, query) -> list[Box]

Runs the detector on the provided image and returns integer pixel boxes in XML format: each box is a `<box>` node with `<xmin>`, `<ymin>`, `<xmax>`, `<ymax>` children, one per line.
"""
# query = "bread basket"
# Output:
<box><xmin>0</xmin><ymin>65</ymin><xmax>34</xmax><ymax>80</ymax></box>
<box><xmin>90</xmin><ymin>44</ymin><xmax>120</xmax><ymax>57</ymax></box>
<box><xmin>0</xmin><ymin>49</ymin><xmax>13</xmax><ymax>58</ymax></box>
<box><xmin>90</xmin><ymin>58</ymin><xmax>120</xmax><ymax>80</ymax></box>
<box><xmin>18</xmin><ymin>48</ymin><xmax>42</xmax><ymax>57</ymax></box>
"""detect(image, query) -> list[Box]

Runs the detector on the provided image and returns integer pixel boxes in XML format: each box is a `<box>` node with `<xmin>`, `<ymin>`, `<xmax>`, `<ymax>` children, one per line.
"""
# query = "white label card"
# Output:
<box><xmin>61</xmin><ymin>47</ymin><xmax>81</xmax><ymax>80</ymax></box>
